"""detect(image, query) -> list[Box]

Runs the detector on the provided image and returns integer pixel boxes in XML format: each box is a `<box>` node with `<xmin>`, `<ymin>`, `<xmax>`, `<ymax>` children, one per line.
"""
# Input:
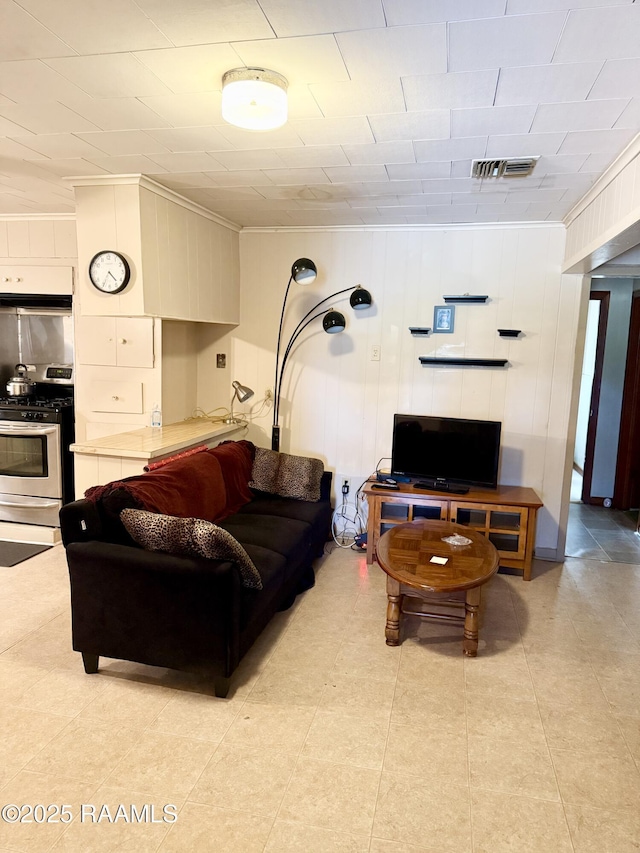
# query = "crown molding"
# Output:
<box><xmin>241</xmin><ymin>221</ymin><xmax>565</xmax><ymax>233</ymax></box>
<box><xmin>563</xmin><ymin>130</ymin><xmax>640</xmax><ymax>227</ymax></box>
<box><xmin>64</xmin><ymin>174</ymin><xmax>241</xmax><ymax>233</ymax></box>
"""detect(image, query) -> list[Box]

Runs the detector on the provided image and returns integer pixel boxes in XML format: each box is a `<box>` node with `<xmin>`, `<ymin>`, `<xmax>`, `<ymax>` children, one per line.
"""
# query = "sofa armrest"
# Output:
<box><xmin>60</xmin><ymin>499</ymin><xmax>105</xmax><ymax>547</ymax></box>
<box><xmin>320</xmin><ymin>470</ymin><xmax>333</xmax><ymax>502</ymax></box>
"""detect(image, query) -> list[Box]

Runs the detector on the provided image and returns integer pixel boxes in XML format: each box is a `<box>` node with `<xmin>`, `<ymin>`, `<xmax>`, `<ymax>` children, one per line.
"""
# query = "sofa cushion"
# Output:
<box><xmin>249</xmin><ymin>447</ymin><xmax>324</xmax><ymax>502</ymax></box>
<box><xmin>219</xmin><ymin>514</ymin><xmax>313</xmax><ymax>580</ymax></box>
<box><xmin>120</xmin><ymin>509</ymin><xmax>263</xmax><ymax>589</ymax></box>
<box><xmin>206</xmin><ymin>440</ymin><xmax>255</xmax><ymax>520</ymax></box>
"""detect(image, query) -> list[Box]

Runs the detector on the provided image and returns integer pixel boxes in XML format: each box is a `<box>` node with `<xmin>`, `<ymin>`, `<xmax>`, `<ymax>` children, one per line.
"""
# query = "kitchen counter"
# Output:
<box><xmin>70</xmin><ymin>419</ymin><xmax>241</xmax><ymax>460</ymax></box>
<box><xmin>71</xmin><ymin>418</ymin><xmax>244</xmax><ymax>496</ymax></box>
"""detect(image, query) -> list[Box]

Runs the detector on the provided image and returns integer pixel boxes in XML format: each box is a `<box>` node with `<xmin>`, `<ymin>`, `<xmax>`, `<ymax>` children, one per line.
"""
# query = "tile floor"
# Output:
<box><xmin>1</xmin><ymin>542</ymin><xmax>640</xmax><ymax>852</ymax></box>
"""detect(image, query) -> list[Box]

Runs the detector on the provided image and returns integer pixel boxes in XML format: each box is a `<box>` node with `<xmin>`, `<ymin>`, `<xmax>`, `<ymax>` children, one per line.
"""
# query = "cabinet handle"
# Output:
<box><xmin>119</xmin><ymin>338</ymin><xmax>127</xmax><ymax>344</ymax></box>
<box><xmin>112</xmin><ymin>395</ymin><xmax>119</xmax><ymax>401</ymax></box>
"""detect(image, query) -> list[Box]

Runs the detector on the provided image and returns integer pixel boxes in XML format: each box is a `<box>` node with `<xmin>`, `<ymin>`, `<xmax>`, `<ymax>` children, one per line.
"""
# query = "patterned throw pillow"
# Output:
<box><xmin>249</xmin><ymin>447</ymin><xmax>324</xmax><ymax>502</ymax></box>
<box><xmin>120</xmin><ymin>509</ymin><xmax>262</xmax><ymax>590</ymax></box>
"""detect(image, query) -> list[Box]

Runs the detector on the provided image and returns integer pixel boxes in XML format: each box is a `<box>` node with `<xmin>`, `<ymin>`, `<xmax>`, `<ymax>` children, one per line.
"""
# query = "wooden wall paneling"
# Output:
<box><xmin>139</xmin><ymin>188</ymin><xmax>161</xmax><ymax>317</ymax></box>
<box><xmin>7</xmin><ymin>221</ymin><xmax>29</xmax><ymax>256</ymax></box>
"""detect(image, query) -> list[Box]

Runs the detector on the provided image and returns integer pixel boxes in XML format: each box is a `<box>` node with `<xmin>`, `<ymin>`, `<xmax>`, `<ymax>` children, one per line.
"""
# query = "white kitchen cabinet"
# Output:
<box><xmin>89</xmin><ymin>380</ymin><xmax>144</xmax><ymax>414</ymax></box>
<box><xmin>77</xmin><ymin>317</ymin><xmax>154</xmax><ymax>368</ymax></box>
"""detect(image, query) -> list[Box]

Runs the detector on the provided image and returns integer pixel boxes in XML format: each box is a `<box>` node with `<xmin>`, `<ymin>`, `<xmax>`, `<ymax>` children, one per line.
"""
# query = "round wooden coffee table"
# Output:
<box><xmin>376</xmin><ymin>519</ymin><xmax>499</xmax><ymax>656</ymax></box>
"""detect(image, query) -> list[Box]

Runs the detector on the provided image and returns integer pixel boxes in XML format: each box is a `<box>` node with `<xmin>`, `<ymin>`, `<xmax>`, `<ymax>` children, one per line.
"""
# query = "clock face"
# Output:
<box><xmin>88</xmin><ymin>250</ymin><xmax>131</xmax><ymax>294</ymax></box>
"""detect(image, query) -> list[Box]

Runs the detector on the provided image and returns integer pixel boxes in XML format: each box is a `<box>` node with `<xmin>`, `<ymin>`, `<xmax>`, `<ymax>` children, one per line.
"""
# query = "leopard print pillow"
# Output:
<box><xmin>249</xmin><ymin>447</ymin><xmax>324</xmax><ymax>502</ymax></box>
<box><xmin>120</xmin><ymin>509</ymin><xmax>262</xmax><ymax>590</ymax></box>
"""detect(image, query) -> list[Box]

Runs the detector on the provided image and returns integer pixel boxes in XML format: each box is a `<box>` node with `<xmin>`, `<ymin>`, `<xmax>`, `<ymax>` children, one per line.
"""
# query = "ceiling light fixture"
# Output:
<box><xmin>221</xmin><ymin>67</ymin><xmax>288</xmax><ymax>131</ymax></box>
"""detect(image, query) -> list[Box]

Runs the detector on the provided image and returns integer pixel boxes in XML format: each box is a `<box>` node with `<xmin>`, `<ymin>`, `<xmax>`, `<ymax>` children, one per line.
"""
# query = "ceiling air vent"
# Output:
<box><xmin>471</xmin><ymin>157</ymin><xmax>539</xmax><ymax>179</ymax></box>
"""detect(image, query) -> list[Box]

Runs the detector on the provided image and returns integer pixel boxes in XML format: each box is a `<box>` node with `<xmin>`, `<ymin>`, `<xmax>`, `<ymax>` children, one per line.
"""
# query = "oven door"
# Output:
<box><xmin>0</xmin><ymin>422</ymin><xmax>62</xmax><ymax>499</ymax></box>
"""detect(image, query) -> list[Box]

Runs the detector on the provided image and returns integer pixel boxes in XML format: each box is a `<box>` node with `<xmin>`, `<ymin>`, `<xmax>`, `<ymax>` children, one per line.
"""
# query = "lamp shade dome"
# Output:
<box><xmin>350</xmin><ymin>287</ymin><xmax>373</xmax><ymax>310</ymax></box>
<box><xmin>291</xmin><ymin>258</ymin><xmax>317</xmax><ymax>284</ymax></box>
<box><xmin>322</xmin><ymin>310</ymin><xmax>346</xmax><ymax>334</ymax></box>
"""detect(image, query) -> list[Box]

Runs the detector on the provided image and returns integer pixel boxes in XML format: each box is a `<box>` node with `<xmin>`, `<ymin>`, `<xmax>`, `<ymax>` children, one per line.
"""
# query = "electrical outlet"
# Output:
<box><xmin>371</xmin><ymin>344</ymin><xmax>381</xmax><ymax>361</ymax></box>
<box><xmin>216</xmin><ymin>353</ymin><xmax>226</xmax><ymax>368</ymax></box>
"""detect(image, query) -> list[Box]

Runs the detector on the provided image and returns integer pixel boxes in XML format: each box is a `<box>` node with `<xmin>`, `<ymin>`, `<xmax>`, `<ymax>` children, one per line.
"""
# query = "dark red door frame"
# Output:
<box><xmin>614</xmin><ymin>290</ymin><xmax>640</xmax><ymax>509</ymax></box>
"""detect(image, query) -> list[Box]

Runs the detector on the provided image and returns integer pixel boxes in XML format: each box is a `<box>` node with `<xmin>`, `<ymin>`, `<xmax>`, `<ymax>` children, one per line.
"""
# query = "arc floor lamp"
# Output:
<box><xmin>272</xmin><ymin>258</ymin><xmax>373</xmax><ymax>451</ymax></box>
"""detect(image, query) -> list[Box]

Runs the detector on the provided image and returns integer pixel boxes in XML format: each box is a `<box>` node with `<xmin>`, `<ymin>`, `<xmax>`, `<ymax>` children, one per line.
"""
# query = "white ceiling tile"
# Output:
<box><xmin>324</xmin><ymin>164</ymin><xmax>388</xmax><ymax>183</ymax></box>
<box><xmin>507</xmin><ymin>0</ymin><xmax>630</xmax><ymax>11</ymax></box>
<box><xmin>421</xmin><ymin>178</ymin><xmax>474</xmax><ymax>193</ymax></box>
<box><xmin>452</xmin><ymin>106</ymin><xmax>536</xmax><ymax>138</ymax></box>
<box><xmin>185</xmin><ymin>185</ymin><xmax>263</xmax><ymax>201</ymax></box>
<box><xmin>496</xmin><ymin>63</ymin><xmax>602</xmax><ymax>106</ymax></box>
<box><xmin>540</xmin><ymin>172</ymin><xmax>598</xmax><ymax>190</ymax></box>
<box><xmin>59</xmin><ymin>97</ymin><xmax>171</xmax><ymax>131</ymax></box>
<box><xmin>275</xmin><ymin>146</ymin><xmax>349</xmax><ymax>168</ymax></box>
<box><xmin>9</xmin><ymin>133</ymin><xmax>106</xmax><ymax>159</ymax></box>
<box><xmin>258</xmin><ymin>0</ymin><xmax>385</xmax><ymax>36</ymax></box>
<box><xmin>614</xmin><ymin>99</ymin><xmax>640</xmax><ymax>130</ymax></box>
<box><xmin>0</xmin><ymin>115</ymin><xmax>36</xmax><ymax>135</ymax></box>
<box><xmin>414</xmin><ymin>137</ymin><xmax>487</xmax><ymax>161</ymax></box>
<box><xmin>531</xmin><ymin>100</ymin><xmax>627</xmax><ymax>133</ymax></box>
<box><xmin>211</xmin><ymin>149</ymin><xmax>286</xmax><ymax>170</ymax></box>
<box><xmin>0</xmin><ymin>60</ymin><xmax>88</xmax><ymax>103</ymax></box>
<box><xmin>588</xmin><ymin>59</ymin><xmax>640</xmax><ymax>101</ymax></box>
<box><xmin>449</xmin><ymin>13</ymin><xmax>566</xmax><ymax>72</ymax></box>
<box><xmin>16</xmin><ymin>0</ymin><xmax>171</xmax><ymax>53</ymax></box>
<box><xmin>134</xmin><ymin>0</ymin><xmax>272</xmax><ymax>46</ymax></box>
<box><xmin>336</xmin><ymin>25</ymin><xmax>447</xmax><ymax>78</ymax></box>
<box><xmin>134</xmin><ymin>44</ymin><xmax>241</xmax><ymax>95</ymax></box>
<box><xmin>309</xmin><ymin>79</ymin><xmax>405</xmax><ymax>117</ymax></box>
<box><xmin>84</xmin><ymin>153</ymin><xmax>169</xmax><ymax>173</ymax></box>
<box><xmin>206</xmin><ymin>170</ymin><xmax>275</xmax><ymax>188</ymax></box>
<box><xmin>155</xmin><ymin>172</ymin><xmax>219</xmax><ymax>189</ymax></box>
<box><xmin>215</xmin><ymin>124</ymin><xmax>305</xmax><ymax>149</ymax></box>
<box><xmin>369</xmin><ymin>110</ymin><xmax>450</xmax><ymax>143</ymax></box>
<box><xmin>386</xmin><ymin>162</ymin><xmax>451</xmax><ymax>180</ymax></box>
<box><xmin>139</xmin><ymin>93</ymin><xmax>221</xmax><ymax>127</ymax></box>
<box><xmin>384</xmin><ymin>0</ymin><xmax>506</xmax><ymax>26</ymax></box>
<box><xmin>0</xmin><ymin>2</ymin><xmax>74</xmax><ymax>61</ymax></box>
<box><xmin>403</xmin><ymin>70</ymin><xmax>498</xmax><ymax>111</ymax></box>
<box><xmin>45</xmin><ymin>55</ymin><xmax>172</xmax><ymax>98</ymax></box>
<box><xmin>290</xmin><ymin>116</ymin><xmax>374</xmax><ymax>146</ymax></box>
<box><xmin>0</xmin><ymin>101</ymin><xmax>100</xmax><ymax>133</ymax></box>
<box><xmin>498</xmin><ymin>187</ymin><xmax>567</xmax><ymax>203</ymax></box>
<box><xmin>533</xmin><ymin>153</ymin><xmax>588</xmax><ymax>175</ymax></box>
<box><xmin>485</xmin><ymin>132</ymin><xmax>566</xmax><ymax>157</ymax></box>
<box><xmin>457</xmin><ymin>191</ymin><xmax>507</xmax><ymax>204</ymax></box>
<box><xmin>233</xmin><ymin>35</ymin><xmax>350</xmax><ymax>84</ymax></box>
<box><xmin>558</xmin><ymin>127</ymin><xmax>636</xmax><ymax>155</ymax></box>
<box><xmin>74</xmin><ymin>130</ymin><xmax>170</xmax><ymax>156</ymax></box>
<box><xmin>0</xmin><ymin>137</ymin><xmax>48</xmax><ymax>159</ymax></box>
<box><xmin>555</xmin><ymin>7</ymin><xmax>640</xmax><ymax>63</ymax></box>
<box><xmin>25</xmin><ymin>158</ymin><xmax>111</xmax><ymax>177</ymax></box>
<box><xmin>145</xmin><ymin>127</ymin><xmax>235</xmax><ymax>152</ymax></box>
<box><xmin>146</xmin><ymin>152</ymin><xmax>226</xmax><ymax>171</ymax></box>
<box><xmin>450</xmin><ymin>160</ymin><xmax>473</xmax><ymax>179</ymax></box>
<box><xmin>260</xmin><ymin>167</ymin><xmax>330</xmax><ymax>185</ymax></box>
<box><xmin>342</xmin><ymin>141</ymin><xmax>415</xmax><ymax>165</ymax></box>
<box><xmin>286</xmin><ymin>85</ymin><xmax>325</xmax><ymax>120</ymax></box>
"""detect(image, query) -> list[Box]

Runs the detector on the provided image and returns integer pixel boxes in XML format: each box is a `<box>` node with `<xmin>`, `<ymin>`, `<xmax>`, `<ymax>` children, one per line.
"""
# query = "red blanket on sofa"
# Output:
<box><xmin>85</xmin><ymin>440</ymin><xmax>255</xmax><ymax>523</ymax></box>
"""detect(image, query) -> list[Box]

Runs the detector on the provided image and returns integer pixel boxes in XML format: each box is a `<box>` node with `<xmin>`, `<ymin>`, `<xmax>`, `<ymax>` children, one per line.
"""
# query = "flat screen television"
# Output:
<box><xmin>391</xmin><ymin>414</ymin><xmax>501</xmax><ymax>490</ymax></box>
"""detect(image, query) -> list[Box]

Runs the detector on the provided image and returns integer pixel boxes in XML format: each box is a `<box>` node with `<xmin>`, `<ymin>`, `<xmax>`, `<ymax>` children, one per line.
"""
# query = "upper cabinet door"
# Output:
<box><xmin>77</xmin><ymin>316</ymin><xmax>154</xmax><ymax>368</ymax></box>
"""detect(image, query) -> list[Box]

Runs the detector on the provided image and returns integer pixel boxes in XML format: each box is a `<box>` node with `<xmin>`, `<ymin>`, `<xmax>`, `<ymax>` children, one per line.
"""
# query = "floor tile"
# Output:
<box><xmin>155</xmin><ymin>802</ymin><xmax>272</xmax><ymax>852</ymax></box>
<box><xmin>301</xmin><ymin>707</ymin><xmax>389</xmax><ymax>769</ymax></box>
<box><xmin>468</xmin><ymin>732</ymin><xmax>559</xmax><ymax>800</ymax></box>
<box><xmin>222</xmin><ymin>700</ymin><xmax>315</xmax><ymax>753</ymax></box>
<box><xmin>471</xmin><ymin>788</ymin><xmax>573</xmax><ymax>853</ymax></box>
<box><xmin>564</xmin><ymin>803</ymin><xmax>640</xmax><ymax>853</ymax></box>
<box><xmin>265</xmin><ymin>820</ymin><xmax>371</xmax><ymax>852</ymax></box>
<box><xmin>551</xmin><ymin>748</ymin><xmax>640</xmax><ymax>809</ymax></box>
<box><xmin>278</xmin><ymin>757</ymin><xmax>381</xmax><ymax>835</ymax></box>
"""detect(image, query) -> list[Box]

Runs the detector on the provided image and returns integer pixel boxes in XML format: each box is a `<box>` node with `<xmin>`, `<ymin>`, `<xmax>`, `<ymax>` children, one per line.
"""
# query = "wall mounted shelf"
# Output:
<box><xmin>443</xmin><ymin>295</ymin><xmax>489</xmax><ymax>304</ymax></box>
<box><xmin>498</xmin><ymin>329</ymin><xmax>522</xmax><ymax>338</ymax></box>
<box><xmin>409</xmin><ymin>327</ymin><xmax>431</xmax><ymax>336</ymax></box>
<box><xmin>419</xmin><ymin>357</ymin><xmax>509</xmax><ymax>368</ymax></box>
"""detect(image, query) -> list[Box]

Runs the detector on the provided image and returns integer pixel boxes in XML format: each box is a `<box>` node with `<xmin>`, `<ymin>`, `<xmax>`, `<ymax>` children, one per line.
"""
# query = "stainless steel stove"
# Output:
<box><xmin>0</xmin><ymin>371</ymin><xmax>74</xmax><ymax>528</ymax></box>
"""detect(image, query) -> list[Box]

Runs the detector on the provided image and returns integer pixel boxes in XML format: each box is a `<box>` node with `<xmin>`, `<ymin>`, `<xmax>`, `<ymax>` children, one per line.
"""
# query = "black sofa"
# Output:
<box><xmin>59</xmin><ymin>446</ymin><xmax>332</xmax><ymax>698</ymax></box>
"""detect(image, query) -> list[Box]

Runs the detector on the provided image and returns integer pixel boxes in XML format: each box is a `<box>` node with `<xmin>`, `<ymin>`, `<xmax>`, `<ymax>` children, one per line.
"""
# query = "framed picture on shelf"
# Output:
<box><xmin>433</xmin><ymin>305</ymin><xmax>455</xmax><ymax>333</ymax></box>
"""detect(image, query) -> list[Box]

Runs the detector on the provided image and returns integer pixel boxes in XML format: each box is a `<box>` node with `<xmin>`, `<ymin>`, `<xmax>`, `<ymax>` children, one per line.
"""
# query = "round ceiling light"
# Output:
<box><xmin>221</xmin><ymin>67</ymin><xmax>288</xmax><ymax>131</ymax></box>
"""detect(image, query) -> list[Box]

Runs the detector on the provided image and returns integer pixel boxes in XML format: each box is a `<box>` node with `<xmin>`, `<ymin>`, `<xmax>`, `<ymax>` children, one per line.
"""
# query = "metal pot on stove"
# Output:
<box><xmin>6</xmin><ymin>364</ymin><xmax>36</xmax><ymax>397</ymax></box>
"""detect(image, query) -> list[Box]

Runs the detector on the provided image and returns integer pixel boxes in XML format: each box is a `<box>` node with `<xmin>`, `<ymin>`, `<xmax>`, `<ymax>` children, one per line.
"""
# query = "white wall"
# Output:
<box><xmin>574</xmin><ymin>300</ymin><xmax>600</xmax><ymax>472</ymax></box>
<box><xmin>199</xmin><ymin>225</ymin><xmax>585</xmax><ymax>557</ymax></box>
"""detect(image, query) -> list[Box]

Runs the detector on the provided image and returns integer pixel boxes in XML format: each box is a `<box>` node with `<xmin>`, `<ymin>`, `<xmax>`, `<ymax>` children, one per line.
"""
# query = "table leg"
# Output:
<box><xmin>463</xmin><ymin>586</ymin><xmax>481</xmax><ymax>657</ymax></box>
<box><xmin>385</xmin><ymin>576</ymin><xmax>401</xmax><ymax>646</ymax></box>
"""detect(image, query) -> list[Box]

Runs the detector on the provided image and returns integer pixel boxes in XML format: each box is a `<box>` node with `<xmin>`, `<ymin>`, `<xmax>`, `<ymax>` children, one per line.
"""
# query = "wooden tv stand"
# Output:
<box><xmin>363</xmin><ymin>481</ymin><xmax>543</xmax><ymax>581</ymax></box>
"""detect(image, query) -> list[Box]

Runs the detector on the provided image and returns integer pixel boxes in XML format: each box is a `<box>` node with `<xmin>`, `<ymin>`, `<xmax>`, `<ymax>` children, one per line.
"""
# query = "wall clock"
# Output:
<box><xmin>88</xmin><ymin>250</ymin><xmax>131</xmax><ymax>294</ymax></box>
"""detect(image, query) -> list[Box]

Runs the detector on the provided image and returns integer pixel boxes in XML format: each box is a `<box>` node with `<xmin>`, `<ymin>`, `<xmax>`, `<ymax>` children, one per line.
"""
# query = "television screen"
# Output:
<box><xmin>391</xmin><ymin>414</ymin><xmax>501</xmax><ymax>489</ymax></box>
